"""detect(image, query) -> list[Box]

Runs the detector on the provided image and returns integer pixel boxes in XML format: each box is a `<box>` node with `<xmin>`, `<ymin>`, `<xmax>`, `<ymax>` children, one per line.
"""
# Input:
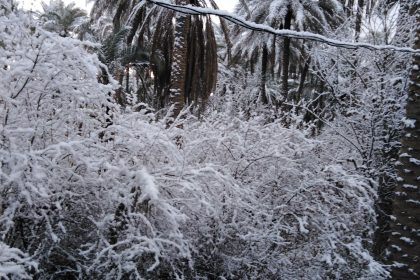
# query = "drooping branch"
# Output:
<box><xmin>146</xmin><ymin>0</ymin><xmax>420</xmax><ymax>53</ymax></box>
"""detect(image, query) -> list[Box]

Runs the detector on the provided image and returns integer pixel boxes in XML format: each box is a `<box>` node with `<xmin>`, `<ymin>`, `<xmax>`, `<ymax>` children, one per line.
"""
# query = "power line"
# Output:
<box><xmin>147</xmin><ymin>0</ymin><xmax>420</xmax><ymax>54</ymax></box>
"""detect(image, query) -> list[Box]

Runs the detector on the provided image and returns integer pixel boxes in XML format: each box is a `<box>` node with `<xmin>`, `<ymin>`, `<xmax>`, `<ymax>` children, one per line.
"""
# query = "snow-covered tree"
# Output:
<box><xmin>91</xmin><ymin>0</ymin><xmax>218</xmax><ymax>116</ymax></box>
<box><xmin>231</xmin><ymin>0</ymin><xmax>344</xmax><ymax>102</ymax></box>
<box><xmin>388</xmin><ymin>2</ymin><xmax>420</xmax><ymax>278</ymax></box>
<box><xmin>40</xmin><ymin>0</ymin><xmax>88</xmax><ymax>37</ymax></box>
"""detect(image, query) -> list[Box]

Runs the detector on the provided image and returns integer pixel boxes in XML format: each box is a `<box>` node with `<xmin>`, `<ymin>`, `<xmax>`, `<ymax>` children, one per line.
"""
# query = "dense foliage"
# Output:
<box><xmin>0</xmin><ymin>0</ymin><xmax>418</xmax><ymax>279</ymax></box>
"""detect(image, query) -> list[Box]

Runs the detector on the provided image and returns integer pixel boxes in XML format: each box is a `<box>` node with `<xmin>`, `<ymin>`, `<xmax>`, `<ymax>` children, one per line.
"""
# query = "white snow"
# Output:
<box><xmin>402</xmin><ymin>184</ymin><xmax>418</xmax><ymax>190</ymax></box>
<box><xmin>401</xmin><ymin>117</ymin><xmax>416</xmax><ymax>128</ymax></box>
<box><xmin>400</xmin><ymin>237</ymin><xmax>414</xmax><ymax>244</ymax></box>
<box><xmin>409</xmin><ymin>158</ymin><xmax>420</xmax><ymax>166</ymax></box>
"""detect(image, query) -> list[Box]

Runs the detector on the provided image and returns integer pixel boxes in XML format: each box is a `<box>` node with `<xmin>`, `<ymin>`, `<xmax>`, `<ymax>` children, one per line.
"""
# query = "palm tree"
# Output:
<box><xmin>99</xmin><ymin>28</ymin><xmax>135</xmax><ymax>106</ymax></box>
<box><xmin>149</xmin><ymin>0</ymin><xmax>218</xmax><ymax>116</ymax></box>
<box><xmin>90</xmin><ymin>0</ymin><xmax>218</xmax><ymax>116</ymax></box>
<box><xmin>169</xmin><ymin>0</ymin><xmax>190</xmax><ymax>120</ymax></box>
<box><xmin>40</xmin><ymin>0</ymin><xmax>87</xmax><ymax>37</ymax></box>
<box><xmin>232</xmin><ymin>0</ymin><xmax>343</xmax><ymax>103</ymax></box>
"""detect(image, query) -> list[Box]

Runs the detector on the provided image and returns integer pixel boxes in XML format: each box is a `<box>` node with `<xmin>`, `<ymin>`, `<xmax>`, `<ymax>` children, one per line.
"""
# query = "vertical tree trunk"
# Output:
<box><xmin>169</xmin><ymin>0</ymin><xmax>190</xmax><ymax>121</ymax></box>
<box><xmin>260</xmin><ymin>44</ymin><xmax>269</xmax><ymax>104</ymax></box>
<box><xmin>277</xmin><ymin>56</ymin><xmax>282</xmax><ymax>80</ymax></box>
<box><xmin>355</xmin><ymin>0</ymin><xmax>364</xmax><ymax>42</ymax></box>
<box><xmin>282</xmin><ymin>9</ymin><xmax>293</xmax><ymax>100</ymax></box>
<box><xmin>346</xmin><ymin>0</ymin><xmax>354</xmax><ymax>18</ymax></box>
<box><xmin>297</xmin><ymin>57</ymin><xmax>310</xmax><ymax>102</ymax></box>
<box><xmin>125</xmin><ymin>65</ymin><xmax>130</xmax><ymax>94</ymax></box>
<box><xmin>115</xmin><ymin>67</ymin><xmax>126</xmax><ymax>106</ymax></box>
<box><xmin>388</xmin><ymin>10</ymin><xmax>420</xmax><ymax>279</ymax></box>
<box><xmin>270</xmin><ymin>35</ymin><xmax>276</xmax><ymax>78</ymax></box>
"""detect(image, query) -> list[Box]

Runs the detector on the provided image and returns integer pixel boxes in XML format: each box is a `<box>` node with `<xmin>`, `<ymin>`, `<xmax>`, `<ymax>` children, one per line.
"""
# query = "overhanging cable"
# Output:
<box><xmin>146</xmin><ymin>0</ymin><xmax>420</xmax><ymax>54</ymax></box>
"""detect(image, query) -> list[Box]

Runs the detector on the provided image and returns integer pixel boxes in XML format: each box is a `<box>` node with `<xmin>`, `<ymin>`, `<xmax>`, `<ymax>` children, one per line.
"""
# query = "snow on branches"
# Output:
<box><xmin>0</xmin><ymin>2</ymin><xmax>391</xmax><ymax>279</ymax></box>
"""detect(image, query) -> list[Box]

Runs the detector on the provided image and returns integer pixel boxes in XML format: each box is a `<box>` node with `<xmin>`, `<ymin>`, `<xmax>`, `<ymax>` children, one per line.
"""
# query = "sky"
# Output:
<box><xmin>20</xmin><ymin>0</ymin><xmax>238</xmax><ymax>13</ymax></box>
<box><xmin>213</xmin><ymin>0</ymin><xmax>237</xmax><ymax>12</ymax></box>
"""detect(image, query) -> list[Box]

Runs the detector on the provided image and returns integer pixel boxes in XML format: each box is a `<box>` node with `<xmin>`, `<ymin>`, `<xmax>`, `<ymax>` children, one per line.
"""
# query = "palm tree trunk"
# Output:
<box><xmin>260</xmin><ymin>44</ymin><xmax>268</xmax><ymax>104</ymax></box>
<box><xmin>282</xmin><ymin>8</ymin><xmax>292</xmax><ymax>100</ymax></box>
<box><xmin>388</xmin><ymin>9</ymin><xmax>420</xmax><ymax>278</ymax></box>
<box><xmin>169</xmin><ymin>0</ymin><xmax>190</xmax><ymax>121</ymax></box>
<box><xmin>270</xmin><ymin>35</ymin><xmax>276</xmax><ymax>78</ymax></box>
<box><xmin>346</xmin><ymin>0</ymin><xmax>354</xmax><ymax>18</ymax></box>
<box><xmin>115</xmin><ymin>67</ymin><xmax>126</xmax><ymax>106</ymax></box>
<box><xmin>297</xmin><ymin>57</ymin><xmax>310</xmax><ymax>102</ymax></box>
<box><xmin>355</xmin><ymin>0</ymin><xmax>364</xmax><ymax>42</ymax></box>
<box><xmin>125</xmin><ymin>65</ymin><xmax>130</xmax><ymax>94</ymax></box>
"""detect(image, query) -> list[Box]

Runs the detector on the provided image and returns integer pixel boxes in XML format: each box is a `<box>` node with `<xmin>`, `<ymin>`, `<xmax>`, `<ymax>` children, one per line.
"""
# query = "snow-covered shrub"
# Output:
<box><xmin>179</xmin><ymin>112</ymin><xmax>388</xmax><ymax>279</ymax></box>
<box><xmin>0</xmin><ymin>8</ymin><xmax>190</xmax><ymax>279</ymax></box>
<box><xmin>0</xmin><ymin>7</ymin><xmax>203</xmax><ymax>279</ymax></box>
<box><xmin>0</xmin><ymin>3</ymin><xmax>392</xmax><ymax>280</ymax></box>
<box><xmin>0</xmin><ymin>7</ymin><xmax>110</xmax><ymax>278</ymax></box>
<box><xmin>0</xmin><ymin>242</ymin><xmax>36</xmax><ymax>280</ymax></box>
<box><xmin>90</xmin><ymin>105</ymin><xmax>388</xmax><ymax>278</ymax></box>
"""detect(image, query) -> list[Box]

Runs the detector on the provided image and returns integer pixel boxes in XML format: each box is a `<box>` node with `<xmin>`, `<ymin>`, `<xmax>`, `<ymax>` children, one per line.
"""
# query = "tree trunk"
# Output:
<box><xmin>346</xmin><ymin>0</ymin><xmax>354</xmax><ymax>18</ymax></box>
<box><xmin>282</xmin><ymin>8</ymin><xmax>292</xmax><ymax>100</ymax></box>
<box><xmin>169</xmin><ymin>0</ymin><xmax>190</xmax><ymax>121</ymax></box>
<box><xmin>260</xmin><ymin>44</ymin><xmax>269</xmax><ymax>104</ymax></box>
<box><xmin>355</xmin><ymin>0</ymin><xmax>364</xmax><ymax>42</ymax></box>
<box><xmin>125</xmin><ymin>65</ymin><xmax>130</xmax><ymax>95</ymax></box>
<box><xmin>388</xmin><ymin>10</ymin><xmax>420</xmax><ymax>279</ymax></box>
<box><xmin>270</xmin><ymin>35</ymin><xmax>276</xmax><ymax>78</ymax></box>
<box><xmin>115</xmin><ymin>67</ymin><xmax>126</xmax><ymax>106</ymax></box>
<box><xmin>297</xmin><ymin>57</ymin><xmax>310</xmax><ymax>102</ymax></box>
